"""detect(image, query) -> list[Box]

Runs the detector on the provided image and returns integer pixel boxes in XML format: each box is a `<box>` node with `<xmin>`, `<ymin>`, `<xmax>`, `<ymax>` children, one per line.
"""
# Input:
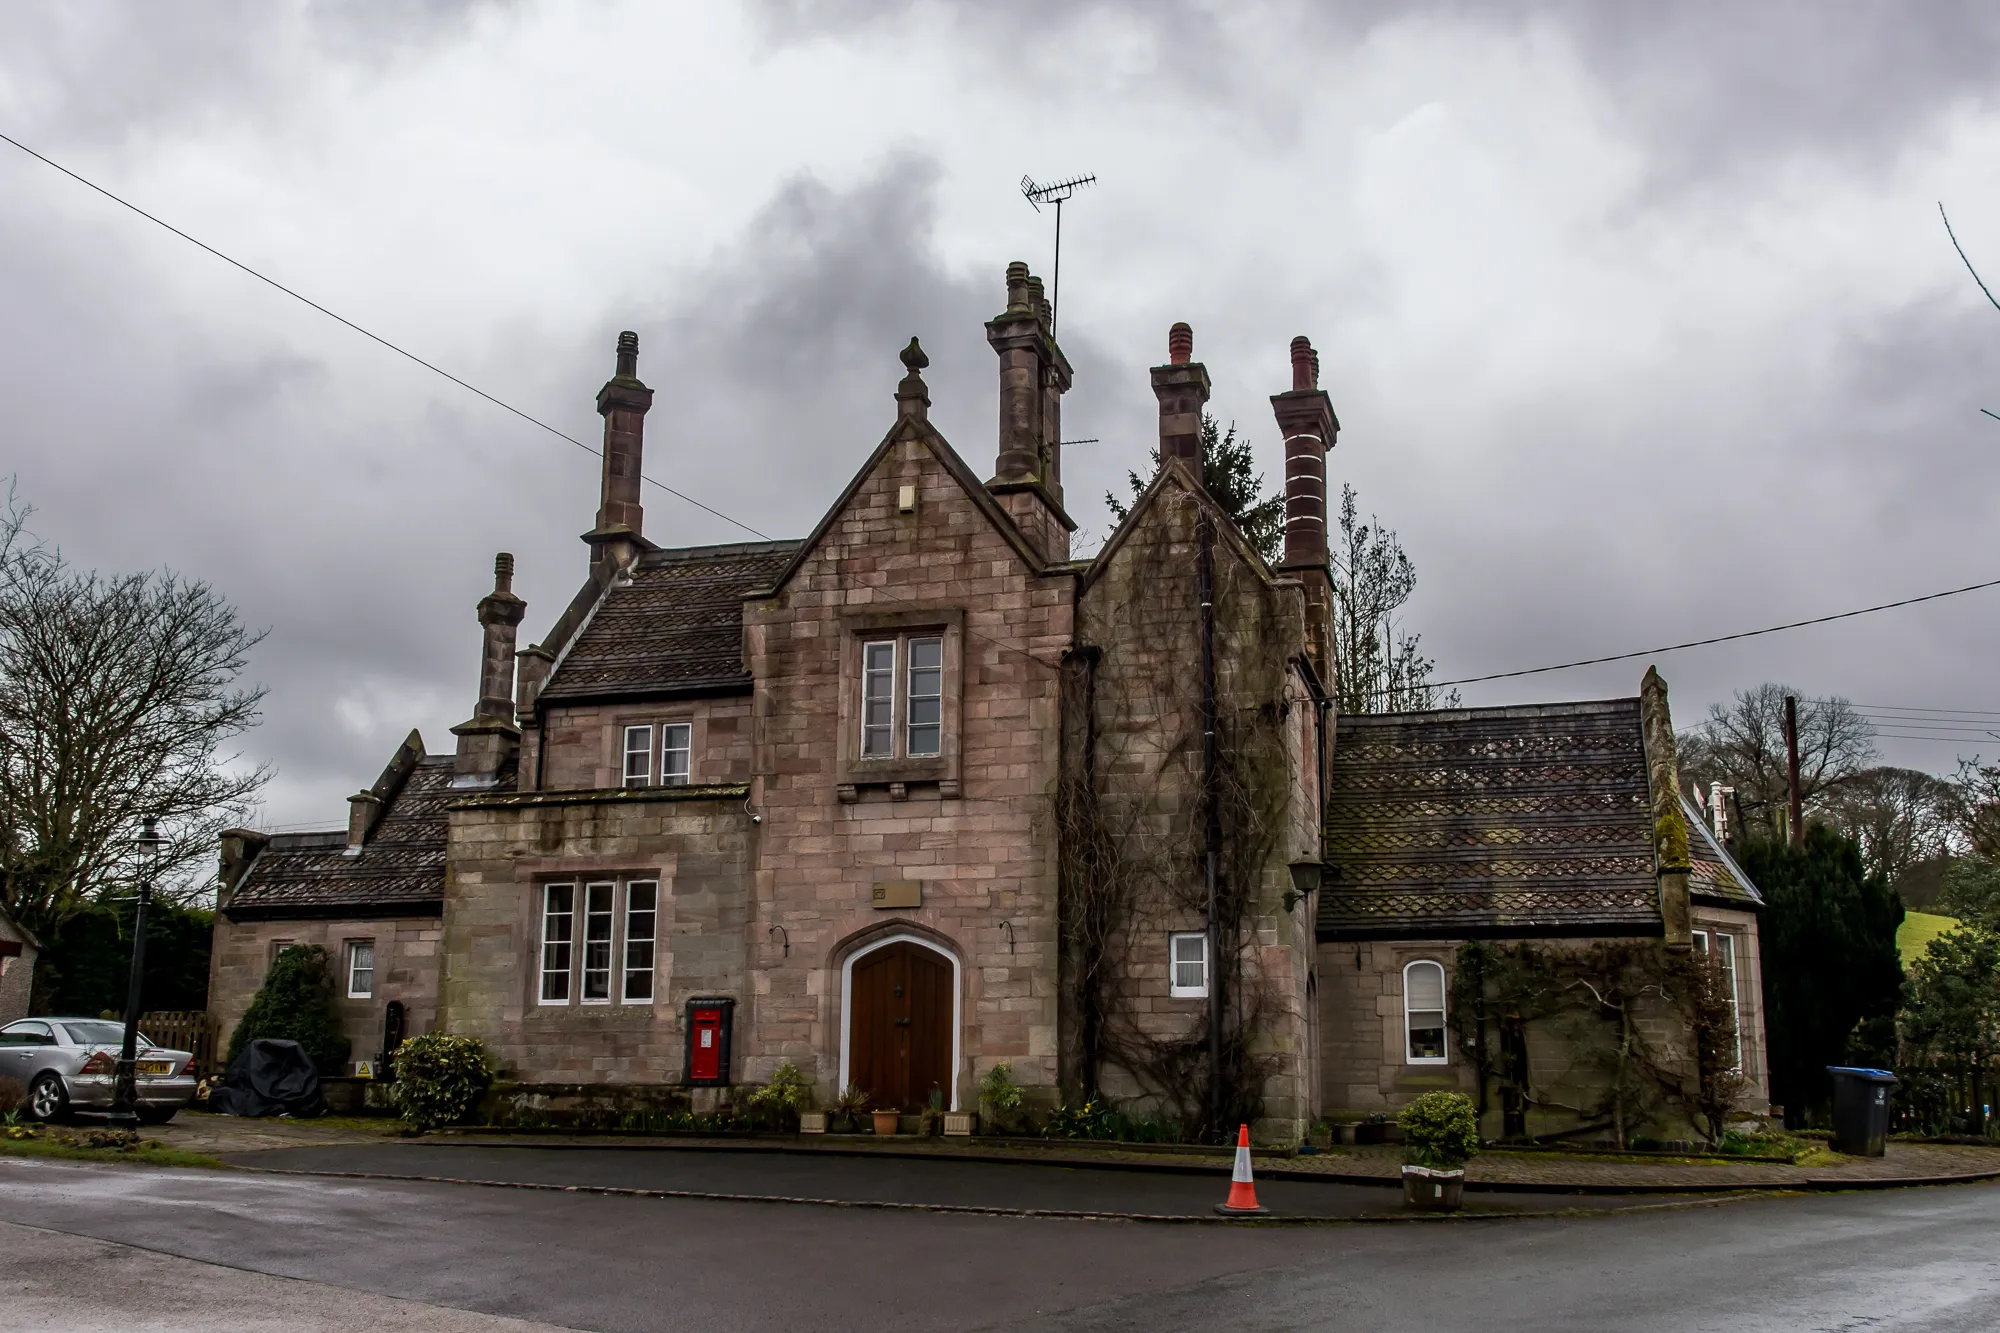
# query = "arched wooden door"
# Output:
<box><xmin>849</xmin><ymin>941</ymin><xmax>953</xmax><ymax>1113</ymax></box>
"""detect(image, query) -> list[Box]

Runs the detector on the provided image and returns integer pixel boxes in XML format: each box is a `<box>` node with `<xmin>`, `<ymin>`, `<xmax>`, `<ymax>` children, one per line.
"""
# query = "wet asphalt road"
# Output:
<box><xmin>2</xmin><ymin>1156</ymin><xmax>1997</xmax><ymax>1331</ymax></box>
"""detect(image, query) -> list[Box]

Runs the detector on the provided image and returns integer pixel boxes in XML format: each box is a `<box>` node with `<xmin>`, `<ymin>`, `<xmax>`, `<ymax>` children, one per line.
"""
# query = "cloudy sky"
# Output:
<box><xmin>5</xmin><ymin>0</ymin><xmax>2000</xmax><ymax>829</ymax></box>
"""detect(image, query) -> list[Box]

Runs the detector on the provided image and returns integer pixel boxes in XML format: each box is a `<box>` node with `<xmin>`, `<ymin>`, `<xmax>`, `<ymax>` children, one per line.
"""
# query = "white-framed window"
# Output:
<box><xmin>623</xmin><ymin>881</ymin><xmax>658</xmax><ymax>1002</ymax></box>
<box><xmin>862</xmin><ymin>640</ymin><xmax>896</xmax><ymax>757</ymax></box>
<box><xmin>268</xmin><ymin>939</ymin><xmax>295</xmax><ymax>975</ymax></box>
<box><xmin>1404</xmin><ymin>960</ymin><xmax>1448</xmax><ymax>1063</ymax></box>
<box><xmin>1693</xmin><ymin>929</ymin><xmax>1743</xmax><ymax>1071</ymax></box>
<box><xmin>623</xmin><ymin>725</ymin><xmax>653</xmax><ymax>787</ymax></box>
<box><xmin>906</xmin><ymin>636</ymin><xmax>943</xmax><ymax>757</ymax></box>
<box><xmin>346</xmin><ymin>940</ymin><xmax>375</xmax><ymax>999</ymax></box>
<box><xmin>661</xmin><ymin>723</ymin><xmax>692</xmax><ymax>785</ymax></box>
<box><xmin>1169</xmin><ymin>931</ymin><xmax>1209</xmax><ymax>998</ymax></box>
<box><xmin>581</xmin><ymin>882</ymin><xmax>616</xmax><ymax>1002</ymax></box>
<box><xmin>540</xmin><ymin>884</ymin><xmax>575</xmax><ymax>1004</ymax></box>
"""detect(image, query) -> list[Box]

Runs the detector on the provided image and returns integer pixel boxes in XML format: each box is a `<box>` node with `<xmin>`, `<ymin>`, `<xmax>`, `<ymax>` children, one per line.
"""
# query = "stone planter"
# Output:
<box><xmin>943</xmin><ymin>1111</ymin><xmax>977</xmax><ymax>1137</ymax></box>
<box><xmin>798</xmin><ymin>1112</ymin><xmax>828</xmax><ymax>1135</ymax></box>
<box><xmin>871</xmin><ymin>1109</ymin><xmax>902</xmax><ymax>1136</ymax></box>
<box><xmin>1401</xmin><ymin>1165</ymin><xmax>1465</xmax><ymax>1210</ymax></box>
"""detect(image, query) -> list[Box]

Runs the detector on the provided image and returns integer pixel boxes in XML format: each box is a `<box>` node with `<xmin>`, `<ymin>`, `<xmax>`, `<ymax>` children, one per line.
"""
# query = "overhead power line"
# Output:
<box><xmin>0</xmin><ymin>130</ymin><xmax>768</xmax><ymax>540</ymax></box>
<box><xmin>1424</xmin><ymin>575</ymin><xmax>2000</xmax><ymax>690</ymax></box>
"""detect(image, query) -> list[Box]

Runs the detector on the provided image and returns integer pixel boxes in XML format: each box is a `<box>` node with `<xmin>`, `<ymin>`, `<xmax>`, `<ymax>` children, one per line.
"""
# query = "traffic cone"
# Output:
<box><xmin>1215</xmin><ymin>1123</ymin><xmax>1267</xmax><ymax>1215</ymax></box>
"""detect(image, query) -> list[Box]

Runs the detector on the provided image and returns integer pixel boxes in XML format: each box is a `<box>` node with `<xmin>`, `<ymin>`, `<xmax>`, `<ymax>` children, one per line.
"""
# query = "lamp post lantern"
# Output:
<box><xmin>109</xmin><ymin>816</ymin><xmax>167</xmax><ymax>1128</ymax></box>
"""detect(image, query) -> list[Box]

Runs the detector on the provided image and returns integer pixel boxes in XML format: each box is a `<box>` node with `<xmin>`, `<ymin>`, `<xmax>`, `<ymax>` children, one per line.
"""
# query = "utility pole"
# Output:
<box><xmin>1784</xmin><ymin>694</ymin><xmax>1803</xmax><ymax>846</ymax></box>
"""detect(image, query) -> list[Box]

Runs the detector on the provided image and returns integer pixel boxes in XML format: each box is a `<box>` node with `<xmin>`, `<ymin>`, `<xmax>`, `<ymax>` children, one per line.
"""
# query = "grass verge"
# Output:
<box><xmin>0</xmin><ymin>1134</ymin><xmax>226</xmax><ymax>1170</ymax></box>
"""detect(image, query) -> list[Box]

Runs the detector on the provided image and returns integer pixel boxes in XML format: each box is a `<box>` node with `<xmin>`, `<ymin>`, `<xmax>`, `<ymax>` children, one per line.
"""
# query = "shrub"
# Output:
<box><xmin>225</xmin><ymin>944</ymin><xmax>350</xmax><ymax>1073</ymax></box>
<box><xmin>1398</xmin><ymin>1091</ymin><xmax>1479</xmax><ymax>1170</ymax></box>
<box><xmin>746</xmin><ymin>1062</ymin><xmax>813</xmax><ymax>1130</ymax></box>
<box><xmin>978</xmin><ymin>1063</ymin><xmax>1023</xmax><ymax>1131</ymax></box>
<box><xmin>390</xmin><ymin>1033</ymin><xmax>491</xmax><ymax>1132</ymax></box>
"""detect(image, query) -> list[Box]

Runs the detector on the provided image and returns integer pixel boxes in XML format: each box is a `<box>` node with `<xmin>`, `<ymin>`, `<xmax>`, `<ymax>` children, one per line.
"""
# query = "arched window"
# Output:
<box><xmin>1404</xmin><ymin>960</ymin><xmax>1448</xmax><ymax>1063</ymax></box>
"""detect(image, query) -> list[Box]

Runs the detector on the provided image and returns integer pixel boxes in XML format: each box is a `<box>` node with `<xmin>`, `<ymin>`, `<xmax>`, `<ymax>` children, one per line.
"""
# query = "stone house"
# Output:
<box><xmin>0</xmin><ymin>902</ymin><xmax>38</xmax><ymax>1025</ymax></box>
<box><xmin>209</xmin><ymin>262</ymin><xmax>1768</xmax><ymax>1144</ymax></box>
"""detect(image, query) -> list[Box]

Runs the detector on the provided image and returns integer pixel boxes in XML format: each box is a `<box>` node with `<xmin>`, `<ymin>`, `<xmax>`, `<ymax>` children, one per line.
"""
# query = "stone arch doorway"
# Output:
<box><xmin>841</xmin><ymin>936</ymin><xmax>957</xmax><ymax>1113</ymax></box>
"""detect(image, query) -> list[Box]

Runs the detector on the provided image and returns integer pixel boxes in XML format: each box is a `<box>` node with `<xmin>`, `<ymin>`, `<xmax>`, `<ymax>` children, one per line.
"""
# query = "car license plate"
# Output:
<box><xmin>137</xmin><ymin>1060</ymin><xmax>173</xmax><ymax>1077</ymax></box>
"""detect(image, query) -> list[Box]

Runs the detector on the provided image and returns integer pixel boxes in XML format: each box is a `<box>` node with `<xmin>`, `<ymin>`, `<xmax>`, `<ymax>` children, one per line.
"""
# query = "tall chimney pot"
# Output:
<box><xmin>1272</xmin><ymin>335</ymin><xmax>1338</xmax><ymax>572</ymax></box>
<box><xmin>1151</xmin><ymin>323</ymin><xmax>1210</xmax><ymax>472</ymax></box>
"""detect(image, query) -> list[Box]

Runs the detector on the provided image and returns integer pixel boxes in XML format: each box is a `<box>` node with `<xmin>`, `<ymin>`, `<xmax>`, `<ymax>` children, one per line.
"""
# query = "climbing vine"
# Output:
<box><xmin>1449</xmin><ymin>940</ymin><xmax>1746</xmax><ymax>1147</ymax></box>
<box><xmin>1057</xmin><ymin>493</ymin><xmax>1303</xmax><ymax>1139</ymax></box>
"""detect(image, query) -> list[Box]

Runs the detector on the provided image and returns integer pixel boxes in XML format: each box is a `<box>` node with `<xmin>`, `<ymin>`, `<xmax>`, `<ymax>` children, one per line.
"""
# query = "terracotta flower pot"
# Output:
<box><xmin>871</xmin><ymin>1109</ymin><xmax>902</xmax><ymax>1136</ymax></box>
<box><xmin>1401</xmin><ymin>1165</ymin><xmax>1465</xmax><ymax>1210</ymax></box>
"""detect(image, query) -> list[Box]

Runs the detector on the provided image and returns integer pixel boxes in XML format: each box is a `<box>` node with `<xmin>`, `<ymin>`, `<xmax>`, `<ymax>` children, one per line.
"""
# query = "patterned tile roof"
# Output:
<box><xmin>539</xmin><ymin>540</ymin><xmax>801</xmax><ymax>703</ymax></box>
<box><xmin>1319</xmin><ymin>699</ymin><xmax>1667</xmax><ymax>939</ymax></box>
<box><xmin>224</xmin><ymin>758</ymin><xmax>456</xmax><ymax>920</ymax></box>
<box><xmin>1685</xmin><ymin>793</ymin><xmax>1764</xmax><ymax>908</ymax></box>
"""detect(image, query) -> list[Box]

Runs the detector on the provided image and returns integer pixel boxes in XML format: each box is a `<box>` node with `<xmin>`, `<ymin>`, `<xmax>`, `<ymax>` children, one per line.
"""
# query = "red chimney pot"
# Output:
<box><xmin>1168</xmin><ymin>322</ymin><xmax>1193</xmax><ymax>366</ymax></box>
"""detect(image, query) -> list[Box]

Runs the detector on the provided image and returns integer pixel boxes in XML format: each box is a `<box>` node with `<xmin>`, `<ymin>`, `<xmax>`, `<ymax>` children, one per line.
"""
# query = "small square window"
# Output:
<box><xmin>1169</xmin><ymin>932</ymin><xmax>1209</xmax><ymax>998</ymax></box>
<box><xmin>661</xmin><ymin>724</ymin><xmax>692</xmax><ymax>786</ymax></box>
<box><xmin>346</xmin><ymin>941</ymin><xmax>375</xmax><ymax>999</ymax></box>
<box><xmin>623</xmin><ymin>725</ymin><xmax>653</xmax><ymax>787</ymax></box>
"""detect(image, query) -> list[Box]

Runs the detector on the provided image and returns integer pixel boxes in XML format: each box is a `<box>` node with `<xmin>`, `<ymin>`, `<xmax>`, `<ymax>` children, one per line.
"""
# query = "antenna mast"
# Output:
<box><xmin>1020</xmin><ymin>172</ymin><xmax>1096</xmax><ymax>335</ymax></box>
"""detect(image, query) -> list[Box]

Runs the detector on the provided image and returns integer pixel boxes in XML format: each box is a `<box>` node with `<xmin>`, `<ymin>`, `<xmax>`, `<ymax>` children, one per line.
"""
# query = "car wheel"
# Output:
<box><xmin>136</xmin><ymin>1108</ymin><xmax>177</xmax><ymax>1126</ymax></box>
<box><xmin>28</xmin><ymin>1072</ymin><xmax>70</xmax><ymax>1123</ymax></box>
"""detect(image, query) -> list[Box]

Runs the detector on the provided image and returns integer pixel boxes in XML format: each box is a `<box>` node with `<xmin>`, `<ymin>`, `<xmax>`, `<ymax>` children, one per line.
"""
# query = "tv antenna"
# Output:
<box><xmin>1021</xmin><ymin>173</ymin><xmax>1096</xmax><ymax>335</ymax></box>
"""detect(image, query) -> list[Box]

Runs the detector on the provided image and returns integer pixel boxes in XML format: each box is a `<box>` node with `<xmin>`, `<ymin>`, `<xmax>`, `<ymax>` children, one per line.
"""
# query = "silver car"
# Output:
<box><xmin>0</xmin><ymin>1017</ymin><xmax>198</xmax><ymax>1125</ymax></box>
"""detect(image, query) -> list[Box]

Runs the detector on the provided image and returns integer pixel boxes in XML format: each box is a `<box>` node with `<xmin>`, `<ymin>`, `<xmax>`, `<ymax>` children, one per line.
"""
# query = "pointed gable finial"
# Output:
<box><xmin>896</xmin><ymin>336</ymin><xmax>930</xmax><ymax>422</ymax></box>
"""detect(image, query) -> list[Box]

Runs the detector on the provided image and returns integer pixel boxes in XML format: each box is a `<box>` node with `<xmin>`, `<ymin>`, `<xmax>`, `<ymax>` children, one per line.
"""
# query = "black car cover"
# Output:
<box><xmin>207</xmin><ymin>1039</ymin><xmax>326</xmax><ymax>1118</ymax></box>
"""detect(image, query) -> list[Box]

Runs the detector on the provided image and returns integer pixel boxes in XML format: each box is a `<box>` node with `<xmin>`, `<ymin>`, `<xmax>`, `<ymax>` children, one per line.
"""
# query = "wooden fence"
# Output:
<box><xmin>140</xmin><ymin>1011</ymin><xmax>220</xmax><ymax>1077</ymax></box>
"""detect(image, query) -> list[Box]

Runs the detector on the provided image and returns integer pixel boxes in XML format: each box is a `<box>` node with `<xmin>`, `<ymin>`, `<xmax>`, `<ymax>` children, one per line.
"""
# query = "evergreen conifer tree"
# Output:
<box><xmin>225</xmin><ymin>943</ymin><xmax>351</xmax><ymax>1072</ymax></box>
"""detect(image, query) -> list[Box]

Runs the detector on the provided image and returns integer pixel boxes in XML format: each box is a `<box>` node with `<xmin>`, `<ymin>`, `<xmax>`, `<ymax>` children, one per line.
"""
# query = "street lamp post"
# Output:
<box><xmin>109</xmin><ymin>816</ymin><xmax>167</xmax><ymax>1129</ymax></box>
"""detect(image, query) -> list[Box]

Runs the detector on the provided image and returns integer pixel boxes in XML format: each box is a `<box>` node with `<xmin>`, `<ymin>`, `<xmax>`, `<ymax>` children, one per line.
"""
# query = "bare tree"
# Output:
<box><xmin>1331</xmin><ymin>485</ymin><xmax>1457</xmax><ymax>714</ymax></box>
<box><xmin>0</xmin><ymin>488</ymin><xmax>269</xmax><ymax>941</ymax></box>
<box><xmin>1820</xmin><ymin>766</ymin><xmax>1962</xmax><ymax>888</ymax></box>
<box><xmin>1677</xmin><ymin>684</ymin><xmax>1876</xmax><ymax>838</ymax></box>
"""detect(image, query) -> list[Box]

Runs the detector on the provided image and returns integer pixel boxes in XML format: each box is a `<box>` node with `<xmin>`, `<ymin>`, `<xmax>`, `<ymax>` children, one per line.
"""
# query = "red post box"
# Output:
<box><xmin>685</xmin><ymin>998</ymin><xmax>733</xmax><ymax>1086</ymax></box>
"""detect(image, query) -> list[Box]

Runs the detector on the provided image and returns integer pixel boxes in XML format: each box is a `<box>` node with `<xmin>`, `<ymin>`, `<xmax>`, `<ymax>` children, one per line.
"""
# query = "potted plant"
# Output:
<box><xmin>920</xmin><ymin>1087</ymin><xmax>946</xmax><ymax>1137</ymax></box>
<box><xmin>871</xmin><ymin>1106</ymin><xmax>902</xmax><ymax>1136</ymax></box>
<box><xmin>831</xmin><ymin>1084</ymin><xmax>869</xmax><ymax>1134</ymax></box>
<box><xmin>1397</xmin><ymin>1091</ymin><xmax>1478</xmax><ymax>1210</ymax></box>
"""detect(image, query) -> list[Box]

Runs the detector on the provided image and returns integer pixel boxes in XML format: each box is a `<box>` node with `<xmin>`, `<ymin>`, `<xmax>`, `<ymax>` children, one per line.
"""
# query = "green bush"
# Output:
<box><xmin>1398</xmin><ymin>1091</ymin><xmax>1480</xmax><ymax>1170</ymax></box>
<box><xmin>746</xmin><ymin>1062</ymin><xmax>813</xmax><ymax>1129</ymax></box>
<box><xmin>224</xmin><ymin>944</ymin><xmax>350</xmax><ymax>1072</ymax></box>
<box><xmin>390</xmin><ymin>1033</ymin><xmax>491</xmax><ymax>1132</ymax></box>
<box><xmin>978</xmin><ymin>1063</ymin><xmax>1023</xmax><ymax>1131</ymax></box>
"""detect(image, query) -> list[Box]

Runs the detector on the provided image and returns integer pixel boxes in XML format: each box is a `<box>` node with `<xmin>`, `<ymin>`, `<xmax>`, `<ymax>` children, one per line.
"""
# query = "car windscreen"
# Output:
<box><xmin>58</xmin><ymin>1020</ymin><xmax>145</xmax><ymax>1046</ymax></box>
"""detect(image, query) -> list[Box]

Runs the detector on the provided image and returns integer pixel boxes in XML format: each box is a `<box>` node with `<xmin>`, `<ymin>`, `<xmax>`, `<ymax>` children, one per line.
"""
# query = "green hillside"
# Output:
<box><xmin>1898</xmin><ymin>911</ymin><xmax>1960</xmax><ymax>968</ymax></box>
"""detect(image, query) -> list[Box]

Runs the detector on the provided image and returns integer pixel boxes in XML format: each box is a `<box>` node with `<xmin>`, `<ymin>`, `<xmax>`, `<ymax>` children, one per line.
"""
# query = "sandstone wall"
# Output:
<box><xmin>208</xmin><ymin>913</ymin><xmax>441</xmax><ymax>1069</ymax></box>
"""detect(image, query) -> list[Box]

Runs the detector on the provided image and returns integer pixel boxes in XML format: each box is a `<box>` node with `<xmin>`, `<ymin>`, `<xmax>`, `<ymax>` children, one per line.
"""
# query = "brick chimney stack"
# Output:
<box><xmin>1273</xmin><ymin>335</ymin><xmax>1338</xmax><ymax>571</ymax></box>
<box><xmin>451</xmin><ymin>552</ymin><xmax>528</xmax><ymax>786</ymax></box>
<box><xmin>1271</xmin><ymin>335</ymin><xmax>1339</xmax><ymax>679</ymax></box>
<box><xmin>587</xmin><ymin>330</ymin><xmax>655</xmax><ymax>577</ymax></box>
<box><xmin>984</xmin><ymin>261</ymin><xmax>1076</xmax><ymax>561</ymax></box>
<box><xmin>1151</xmin><ymin>322</ymin><xmax>1211</xmax><ymax>474</ymax></box>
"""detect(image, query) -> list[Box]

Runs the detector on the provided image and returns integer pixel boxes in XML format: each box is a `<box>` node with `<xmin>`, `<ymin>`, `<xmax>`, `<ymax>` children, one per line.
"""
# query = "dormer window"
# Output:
<box><xmin>623</xmin><ymin>726</ymin><xmax>652</xmax><ymax>787</ymax></box>
<box><xmin>621</xmin><ymin>721</ymin><xmax>694</xmax><ymax>788</ymax></box>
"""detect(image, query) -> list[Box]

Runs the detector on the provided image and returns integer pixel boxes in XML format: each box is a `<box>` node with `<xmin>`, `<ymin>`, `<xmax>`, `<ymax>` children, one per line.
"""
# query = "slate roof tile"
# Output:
<box><xmin>1320</xmin><ymin>699</ymin><xmax>1669</xmax><ymax>939</ymax></box>
<box><xmin>539</xmin><ymin>541</ymin><xmax>800</xmax><ymax>703</ymax></box>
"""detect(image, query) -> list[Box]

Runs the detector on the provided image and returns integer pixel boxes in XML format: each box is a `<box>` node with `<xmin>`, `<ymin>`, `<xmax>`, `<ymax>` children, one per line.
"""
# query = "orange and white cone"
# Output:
<box><xmin>1215</xmin><ymin>1123</ymin><xmax>1268</xmax><ymax>1215</ymax></box>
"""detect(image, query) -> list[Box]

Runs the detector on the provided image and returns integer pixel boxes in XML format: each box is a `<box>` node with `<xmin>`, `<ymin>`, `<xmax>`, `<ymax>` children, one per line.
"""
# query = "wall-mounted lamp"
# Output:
<box><xmin>999</xmin><ymin>921</ymin><xmax>1015</xmax><ymax>954</ymax></box>
<box><xmin>768</xmin><ymin>924</ymin><xmax>789</xmax><ymax>957</ymax></box>
<box><xmin>1283</xmin><ymin>860</ymin><xmax>1326</xmax><ymax>914</ymax></box>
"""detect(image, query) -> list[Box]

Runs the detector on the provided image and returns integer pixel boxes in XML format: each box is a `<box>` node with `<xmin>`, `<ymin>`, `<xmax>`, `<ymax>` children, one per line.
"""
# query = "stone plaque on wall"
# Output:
<box><xmin>871</xmin><ymin>880</ymin><xmax>922</xmax><ymax>909</ymax></box>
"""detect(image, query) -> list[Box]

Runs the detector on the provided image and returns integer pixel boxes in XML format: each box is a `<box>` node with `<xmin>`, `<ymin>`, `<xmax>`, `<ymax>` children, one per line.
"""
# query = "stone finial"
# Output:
<box><xmin>1290</xmin><ymin>335</ymin><xmax>1315</xmax><ymax>391</ymax></box>
<box><xmin>896</xmin><ymin>336</ymin><xmax>931</xmax><ymax>422</ymax></box>
<box><xmin>1169</xmin><ymin>322</ymin><xmax>1194</xmax><ymax>366</ymax></box>
<box><xmin>615</xmin><ymin>330</ymin><xmax>639</xmax><ymax>379</ymax></box>
<box><xmin>493</xmin><ymin>552</ymin><xmax>515</xmax><ymax>595</ymax></box>
<box><xmin>1640</xmin><ymin>665</ymin><xmax>1695</xmax><ymax>950</ymax></box>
